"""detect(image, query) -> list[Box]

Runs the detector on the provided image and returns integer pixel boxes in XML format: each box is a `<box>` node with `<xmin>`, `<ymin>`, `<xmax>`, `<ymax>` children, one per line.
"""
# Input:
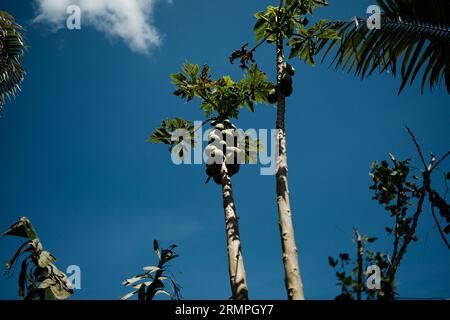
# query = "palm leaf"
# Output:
<box><xmin>0</xmin><ymin>11</ymin><xmax>26</xmax><ymax>111</ymax></box>
<box><xmin>318</xmin><ymin>0</ymin><xmax>450</xmax><ymax>94</ymax></box>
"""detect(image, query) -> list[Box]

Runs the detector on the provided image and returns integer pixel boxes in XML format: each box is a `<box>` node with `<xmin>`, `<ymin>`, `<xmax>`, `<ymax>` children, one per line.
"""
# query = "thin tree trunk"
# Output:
<box><xmin>275</xmin><ymin>35</ymin><xmax>305</xmax><ymax>300</ymax></box>
<box><xmin>354</xmin><ymin>228</ymin><xmax>363</xmax><ymax>300</ymax></box>
<box><xmin>386</xmin><ymin>173</ymin><xmax>430</xmax><ymax>296</ymax></box>
<box><xmin>220</xmin><ymin>162</ymin><xmax>249</xmax><ymax>300</ymax></box>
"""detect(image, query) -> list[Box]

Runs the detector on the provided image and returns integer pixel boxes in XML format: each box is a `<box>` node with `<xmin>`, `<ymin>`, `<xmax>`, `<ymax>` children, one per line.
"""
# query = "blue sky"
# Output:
<box><xmin>0</xmin><ymin>0</ymin><xmax>449</xmax><ymax>300</ymax></box>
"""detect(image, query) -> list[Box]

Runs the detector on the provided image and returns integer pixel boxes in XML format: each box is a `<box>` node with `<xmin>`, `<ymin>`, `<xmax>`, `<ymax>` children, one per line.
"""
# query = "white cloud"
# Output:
<box><xmin>33</xmin><ymin>0</ymin><xmax>170</xmax><ymax>54</ymax></box>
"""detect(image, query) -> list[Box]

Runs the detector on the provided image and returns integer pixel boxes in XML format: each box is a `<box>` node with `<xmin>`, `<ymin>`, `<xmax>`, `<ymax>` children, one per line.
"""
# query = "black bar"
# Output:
<box><xmin>0</xmin><ymin>300</ymin><xmax>448</xmax><ymax>319</ymax></box>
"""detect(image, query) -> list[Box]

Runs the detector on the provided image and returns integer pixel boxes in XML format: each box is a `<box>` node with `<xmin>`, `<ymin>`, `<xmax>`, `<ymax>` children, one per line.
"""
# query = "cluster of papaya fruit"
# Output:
<box><xmin>205</xmin><ymin>119</ymin><xmax>244</xmax><ymax>185</ymax></box>
<box><xmin>267</xmin><ymin>63</ymin><xmax>296</xmax><ymax>104</ymax></box>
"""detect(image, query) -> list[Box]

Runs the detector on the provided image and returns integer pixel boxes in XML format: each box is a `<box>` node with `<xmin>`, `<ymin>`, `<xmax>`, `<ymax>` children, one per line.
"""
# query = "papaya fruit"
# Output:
<box><xmin>218</xmin><ymin>140</ymin><xmax>227</xmax><ymax>151</ymax></box>
<box><xmin>280</xmin><ymin>73</ymin><xmax>293</xmax><ymax>97</ymax></box>
<box><xmin>285</xmin><ymin>63</ymin><xmax>296</xmax><ymax>76</ymax></box>
<box><xmin>205</xmin><ymin>164</ymin><xmax>220</xmax><ymax>177</ymax></box>
<box><xmin>205</xmin><ymin>145</ymin><xmax>224</xmax><ymax>164</ymax></box>
<box><xmin>222</xmin><ymin>129</ymin><xmax>236</xmax><ymax>145</ymax></box>
<box><xmin>227</xmin><ymin>164</ymin><xmax>240</xmax><ymax>177</ymax></box>
<box><xmin>213</xmin><ymin>174</ymin><xmax>222</xmax><ymax>185</ymax></box>
<box><xmin>281</xmin><ymin>83</ymin><xmax>293</xmax><ymax>97</ymax></box>
<box><xmin>281</xmin><ymin>73</ymin><xmax>292</xmax><ymax>87</ymax></box>
<box><xmin>214</xmin><ymin>123</ymin><xmax>225</xmax><ymax>131</ymax></box>
<box><xmin>208</xmin><ymin>132</ymin><xmax>221</xmax><ymax>144</ymax></box>
<box><xmin>226</xmin><ymin>147</ymin><xmax>244</xmax><ymax>165</ymax></box>
<box><xmin>267</xmin><ymin>87</ymin><xmax>278</xmax><ymax>104</ymax></box>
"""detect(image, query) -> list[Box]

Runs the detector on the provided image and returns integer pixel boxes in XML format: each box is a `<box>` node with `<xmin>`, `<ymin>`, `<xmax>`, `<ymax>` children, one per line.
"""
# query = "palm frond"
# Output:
<box><xmin>0</xmin><ymin>11</ymin><xmax>26</xmax><ymax>111</ymax></box>
<box><xmin>318</xmin><ymin>0</ymin><xmax>450</xmax><ymax>94</ymax></box>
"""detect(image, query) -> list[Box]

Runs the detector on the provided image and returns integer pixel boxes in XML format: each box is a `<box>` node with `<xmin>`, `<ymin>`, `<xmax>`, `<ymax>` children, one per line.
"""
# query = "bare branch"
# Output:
<box><xmin>430</xmin><ymin>203</ymin><xmax>450</xmax><ymax>250</ymax></box>
<box><xmin>406</xmin><ymin>126</ymin><xmax>427</xmax><ymax>170</ymax></box>
<box><xmin>353</xmin><ymin>227</ymin><xmax>363</xmax><ymax>301</ymax></box>
<box><xmin>431</xmin><ymin>151</ymin><xmax>450</xmax><ymax>173</ymax></box>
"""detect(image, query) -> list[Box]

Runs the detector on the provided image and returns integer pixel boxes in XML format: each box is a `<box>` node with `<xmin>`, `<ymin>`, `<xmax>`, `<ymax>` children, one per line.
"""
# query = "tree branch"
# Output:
<box><xmin>388</xmin><ymin>173</ymin><xmax>429</xmax><ymax>279</ymax></box>
<box><xmin>431</xmin><ymin>151</ymin><xmax>450</xmax><ymax>173</ymax></box>
<box><xmin>406</xmin><ymin>126</ymin><xmax>427</xmax><ymax>170</ymax></box>
<box><xmin>430</xmin><ymin>202</ymin><xmax>450</xmax><ymax>250</ymax></box>
<box><xmin>249</xmin><ymin>34</ymin><xmax>272</xmax><ymax>54</ymax></box>
<box><xmin>354</xmin><ymin>227</ymin><xmax>363</xmax><ymax>300</ymax></box>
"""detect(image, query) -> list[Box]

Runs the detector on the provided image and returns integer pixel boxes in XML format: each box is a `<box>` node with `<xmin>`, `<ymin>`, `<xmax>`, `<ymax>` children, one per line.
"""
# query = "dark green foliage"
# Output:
<box><xmin>0</xmin><ymin>11</ymin><xmax>26</xmax><ymax>111</ymax></box>
<box><xmin>229</xmin><ymin>43</ymin><xmax>255</xmax><ymax>69</ymax></box>
<box><xmin>370</xmin><ymin>157</ymin><xmax>416</xmax><ymax>221</ymax></box>
<box><xmin>151</xmin><ymin>63</ymin><xmax>267</xmax><ymax>184</ymax></box>
<box><xmin>2</xmin><ymin>217</ymin><xmax>73</xmax><ymax>300</ymax></box>
<box><xmin>230</xmin><ymin>0</ymin><xmax>339</xmax><ymax>107</ymax></box>
<box><xmin>121</xmin><ymin>240</ymin><xmax>181</xmax><ymax>300</ymax></box>
<box><xmin>169</xmin><ymin>62</ymin><xmax>272</xmax><ymax>119</ymax></box>
<box><xmin>370</xmin><ymin>151</ymin><xmax>449</xmax><ymax>250</ymax></box>
<box><xmin>149</xmin><ymin>117</ymin><xmax>195</xmax><ymax>158</ymax></box>
<box><xmin>252</xmin><ymin>1</ymin><xmax>339</xmax><ymax>67</ymax></box>
<box><xmin>329</xmin><ymin>236</ymin><xmax>390</xmax><ymax>300</ymax></box>
<box><xmin>318</xmin><ymin>0</ymin><xmax>450</xmax><ymax>94</ymax></box>
<box><xmin>331</xmin><ymin>140</ymin><xmax>449</xmax><ymax>300</ymax></box>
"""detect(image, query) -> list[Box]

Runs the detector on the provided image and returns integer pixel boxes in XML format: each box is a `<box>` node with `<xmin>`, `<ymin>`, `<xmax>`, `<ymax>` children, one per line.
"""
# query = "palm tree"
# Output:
<box><xmin>150</xmin><ymin>63</ymin><xmax>271</xmax><ymax>300</ymax></box>
<box><xmin>319</xmin><ymin>0</ymin><xmax>450</xmax><ymax>94</ymax></box>
<box><xmin>230</xmin><ymin>0</ymin><xmax>339</xmax><ymax>299</ymax></box>
<box><xmin>0</xmin><ymin>11</ymin><xmax>26</xmax><ymax>112</ymax></box>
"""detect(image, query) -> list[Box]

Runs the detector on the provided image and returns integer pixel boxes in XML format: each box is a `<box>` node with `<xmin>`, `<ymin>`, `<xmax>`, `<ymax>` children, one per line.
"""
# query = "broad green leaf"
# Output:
<box><xmin>143</xmin><ymin>266</ymin><xmax>161</xmax><ymax>273</ymax></box>
<box><xmin>120</xmin><ymin>290</ymin><xmax>137</xmax><ymax>300</ymax></box>
<box><xmin>37</xmin><ymin>251</ymin><xmax>55</xmax><ymax>268</ymax></box>
<box><xmin>2</xmin><ymin>217</ymin><xmax>38</xmax><ymax>239</ymax></box>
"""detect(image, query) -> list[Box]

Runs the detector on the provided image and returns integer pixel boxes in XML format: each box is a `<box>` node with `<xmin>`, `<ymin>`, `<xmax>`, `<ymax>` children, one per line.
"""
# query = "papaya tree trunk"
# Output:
<box><xmin>275</xmin><ymin>35</ymin><xmax>305</xmax><ymax>300</ymax></box>
<box><xmin>220</xmin><ymin>162</ymin><xmax>249</xmax><ymax>300</ymax></box>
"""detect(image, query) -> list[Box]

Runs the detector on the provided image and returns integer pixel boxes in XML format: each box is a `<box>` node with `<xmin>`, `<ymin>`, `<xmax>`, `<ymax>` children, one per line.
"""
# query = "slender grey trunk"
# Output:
<box><xmin>220</xmin><ymin>162</ymin><xmax>249</xmax><ymax>300</ymax></box>
<box><xmin>275</xmin><ymin>35</ymin><xmax>305</xmax><ymax>300</ymax></box>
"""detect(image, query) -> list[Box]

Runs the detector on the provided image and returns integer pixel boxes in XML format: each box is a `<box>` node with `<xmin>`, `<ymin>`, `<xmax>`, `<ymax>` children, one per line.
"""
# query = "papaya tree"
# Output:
<box><xmin>329</xmin><ymin>129</ymin><xmax>449</xmax><ymax>300</ymax></box>
<box><xmin>0</xmin><ymin>11</ymin><xmax>26</xmax><ymax>112</ymax></box>
<box><xmin>150</xmin><ymin>62</ymin><xmax>271</xmax><ymax>300</ymax></box>
<box><xmin>121</xmin><ymin>240</ymin><xmax>181</xmax><ymax>300</ymax></box>
<box><xmin>2</xmin><ymin>217</ymin><xmax>74</xmax><ymax>300</ymax></box>
<box><xmin>229</xmin><ymin>0</ymin><xmax>339</xmax><ymax>300</ymax></box>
